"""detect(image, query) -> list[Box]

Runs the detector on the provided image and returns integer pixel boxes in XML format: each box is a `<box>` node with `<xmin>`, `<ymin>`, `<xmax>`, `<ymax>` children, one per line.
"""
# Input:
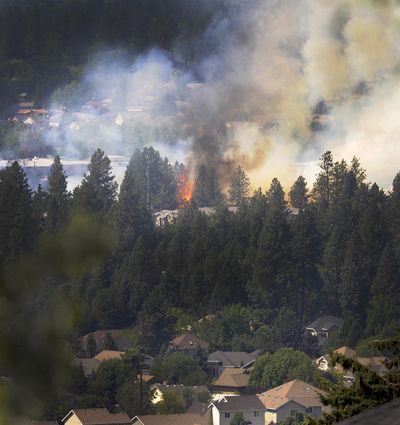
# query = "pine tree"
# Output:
<box><xmin>311</xmin><ymin>151</ymin><xmax>334</xmax><ymax>207</ymax></box>
<box><xmin>0</xmin><ymin>161</ymin><xmax>35</xmax><ymax>265</ymax></box>
<box><xmin>115</xmin><ymin>161</ymin><xmax>154</xmax><ymax>250</ymax></box>
<box><xmin>266</xmin><ymin>178</ymin><xmax>287</xmax><ymax>212</ymax></box>
<box><xmin>366</xmin><ymin>243</ymin><xmax>400</xmax><ymax>337</ymax></box>
<box><xmin>73</xmin><ymin>149</ymin><xmax>117</xmax><ymax>218</ymax></box>
<box><xmin>192</xmin><ymin>164</ymin><xmax>222</xmax><ymax>207</ymax></box>
<box><xmin>228</xmin><ymin>165</ymin><xmax>250</xmax><ymax>206</ymax></box>
<box><xmin>46</xmin><ymin>155</ymin><xmax>70</xmax><ymax>232</ymax></box>
<box><xmin>289</xmin><ymin>176</ymin><xmax>308</xmax><ymax>210</ymax></box>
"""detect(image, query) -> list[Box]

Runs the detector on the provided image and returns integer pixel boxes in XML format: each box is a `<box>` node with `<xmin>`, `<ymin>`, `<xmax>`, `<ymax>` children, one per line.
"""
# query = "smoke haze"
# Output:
<box><xmin>47</xmin><ymin>0</ymin><xmax>400</xmax><ymax>189</ymax></box>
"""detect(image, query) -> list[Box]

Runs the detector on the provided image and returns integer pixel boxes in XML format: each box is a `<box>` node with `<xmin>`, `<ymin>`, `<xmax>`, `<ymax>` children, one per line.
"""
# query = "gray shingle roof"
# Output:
<box><xmin>213</xmin><ymin>395</ymin><xmax>265</xmax><ymax>412</ymax></box>
<box><xmin>208</xmin><ymin>351</ymin><xmax>256</xmax><ymax>367</ymax></box>
<box><xmin>306</xmin><ymin>316</ymin><xmax>343</xmax><ymax>333</ymax></box>
<box><xmin>336</xmin><ymin>399</ymin><xmax>400</xmax><ymax>425</ymax></box>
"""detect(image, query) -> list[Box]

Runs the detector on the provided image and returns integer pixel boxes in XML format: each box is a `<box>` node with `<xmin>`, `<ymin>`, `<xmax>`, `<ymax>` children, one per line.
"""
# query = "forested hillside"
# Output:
<box><xmin>1</xmin><ymin>148</ymin><xmax>399</xmax><ymax>355</ymax></box>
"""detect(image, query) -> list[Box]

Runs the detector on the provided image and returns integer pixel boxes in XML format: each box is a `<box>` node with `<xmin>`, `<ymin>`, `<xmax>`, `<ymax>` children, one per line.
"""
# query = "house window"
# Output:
<box><xmin>224</xmin><ymin>412</ymin><xmax>231</xmax><ymax>419</ymax></box>
<box><xmin>290</xmin><ymin>409</ymin><xmax>298</xmax><ymax>416</ymax></box>
<box><xmin>306</xmin><ymin>407</ymin><xmax>313</xmax><ymax>414</ymax></box>
<box><xmin>254</xmin><ymin>410</ymin><xmax>260</xmax><ymax>417</ymax></box>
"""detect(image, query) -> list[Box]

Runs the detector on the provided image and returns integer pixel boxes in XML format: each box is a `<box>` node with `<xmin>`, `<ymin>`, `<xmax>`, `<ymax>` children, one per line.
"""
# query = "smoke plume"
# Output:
<box><xmin>47</xmin><ymin>0</ymin><xmax>400</xmax><ymax>190</ymax></box>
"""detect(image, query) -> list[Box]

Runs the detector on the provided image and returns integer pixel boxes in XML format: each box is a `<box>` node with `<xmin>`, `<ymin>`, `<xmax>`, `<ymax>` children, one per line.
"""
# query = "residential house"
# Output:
<box><xmin>73</xmin><ymin>358</ymin><xmax>101</xmax><ymax>376</ymax></box>
<box><xmin>93</xmin><ymin>350</ymin><xmax>125</xmax><ymax>362</ymax></box>
<box><xmin>315</xmin><ymin>346</ymin><xmax>386</xmax><ymax>382</ymax></box>
<box><xmin>305</xmin><ymin>316</ymin><xmax>343</xmax><ymax>343</ymax></box>
<box><xmin>315</xmin><ymin>346</ymin><xmax>356</xmax><ymax>372</ymax></box>
<box><xmin>135</xmin><ymin>374</ymin><xmax>157</xmax><ymax>386</ymax></box>
<box><xmin>207</xmin><ymin>351</ymin><xmax>258</xmax><ymax>378</ymax></box>
<box><xmin>132</xmin><ymin>413</ymin><xmax>210</xmax><ymax>425</ymax></box>
<box><xmin>212</xmin><ymin>368</ymin><xmax>251</xmax><ymax>395</ymax></box>
<box><xmin>78</xmin><ymin>329</ymin><xmax>132</xmax><ymax>353</ymax></box>
<box><xmin>336</xmin><ymin>398</ymin><xmax>400</xmax><ymax>424</ymax></box>
<box><xmin>257</xmin><ymin>379</ymin><xmax>326</xmax><ymax>424</ymax></box>
<box><xmin>62</xmin><ymin>408</ymin><xmax>131</xmax><ymax>425</ymax></box>
<box><xmin>150</xmin><ymin>384</ymin><xmax>210</xmax><ymax>406</ymax></box>
<box><xmin>168</xmin><ymin>333</ymin><xmax>209</xmax><ymax>353</ymax></box>
<box><xmin>210</xmin><ymin>395</ymin><xmax>265</xmax><ymax>425</ymax></box>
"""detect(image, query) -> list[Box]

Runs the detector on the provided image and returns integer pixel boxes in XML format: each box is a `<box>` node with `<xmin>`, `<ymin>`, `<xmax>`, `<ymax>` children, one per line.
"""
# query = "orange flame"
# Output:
<box><xmin>178</xmin><ymin>171</ymin><xmax>194</xmax><ymax>206</ymax></box>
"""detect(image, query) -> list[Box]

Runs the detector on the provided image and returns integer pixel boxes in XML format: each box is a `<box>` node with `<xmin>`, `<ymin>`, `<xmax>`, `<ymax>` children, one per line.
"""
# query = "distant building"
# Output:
<box><xmin>257</xmin><ymin>379</ymin><xmax>326</xmax><ymax>424</ymax></box>
<box><xmin>212</xmin><ymin>368</ymin><xmax>251</xmax><ymax>395</ymax></box>
<box><xmin>210</xmin><ymin>395</ymin><xmax>265</xmax><ymax>425</ymax></box>
<box><xmin>168</xmin><ymin>333</ymin><xmax>209</xmax><ymax>353</ymax></box>
<box><xmin>207</xmin><ymin>351</ymin><xmax>258</xmax><ymax>378</ymax></box>
<box><xmin>73</xmin><ymin>357</ymin><xmax>101</xmax><ymax>376</ymax></box>
<box><xmin>62</xmin><ymin>408</ymin><xmax>131</xmax><ymax>425</ymax></box>
<box><xmin>78</xmin><ymin>329</ymin><xmax>132</xmax><ymax>353</ymax></box>
<box><xmin>132</xmin><ymin>413</ymin><xmax>209</xmax><ymax>425</ymax></box>
<box><xmin>150</xmin><ymin>384</ymin><xmax>210</xmax><ymax>406</ymax></box>
<box><xmin>305</xmin><ymin>316</ymin><xmax>343</xmax><ymax>343</ymax></box>
<box><xmin>93</xmin><ymin>350</ymin><xmax>125</xmax><ymax>362</ymax></box>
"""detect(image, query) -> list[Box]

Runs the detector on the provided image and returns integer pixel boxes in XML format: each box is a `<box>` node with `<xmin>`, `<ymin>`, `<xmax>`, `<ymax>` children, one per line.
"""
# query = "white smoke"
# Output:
<box><xmin>46</xmin><ymin>0</ymin><xmax>400</xmax><ymax>190</ymax></box>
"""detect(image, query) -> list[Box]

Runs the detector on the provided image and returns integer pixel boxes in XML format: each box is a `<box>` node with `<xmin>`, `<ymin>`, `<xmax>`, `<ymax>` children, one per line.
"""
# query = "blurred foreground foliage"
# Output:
<box><xmin>0</xmin><ymin>214</ymin><xmax>115</xmax><ymax>424</ymax></box>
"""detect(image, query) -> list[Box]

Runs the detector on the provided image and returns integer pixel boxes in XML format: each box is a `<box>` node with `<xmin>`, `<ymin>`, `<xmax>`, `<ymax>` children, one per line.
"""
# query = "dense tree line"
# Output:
<box><xmin>0</xmin><ymin>148</ymin><xmax>399</xmax><ymax>353</ymax></box>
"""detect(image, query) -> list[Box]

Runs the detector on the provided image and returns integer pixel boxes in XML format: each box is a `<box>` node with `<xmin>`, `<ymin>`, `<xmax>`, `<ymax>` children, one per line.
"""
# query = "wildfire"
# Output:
<box><xmin>178</xmin><ymin>171</ymin><xmax>194</xmax><ymax>206</ymax></box>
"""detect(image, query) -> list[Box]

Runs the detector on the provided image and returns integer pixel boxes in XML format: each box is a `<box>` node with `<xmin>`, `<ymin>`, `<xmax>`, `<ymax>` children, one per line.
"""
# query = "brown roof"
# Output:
<box><xmin>169</xmin><ymin>333</ymin><xmax>209</xmax><ymax>351</ymax></box>
<box><xmin>62</xmin><ymin>408</ymin><xmax>131</xmax><ymax>424</ymax></box>
<box><xmin>213</xmin><ymin>368</ymin><xmax>250</xmax><ymax>388</ymax></box>
<box><xmin>334</xmin><ymin>347</ymin><xmax>357</xmax><ymax>358</ymax></box>
<box><xmin>257</xmin><ymin>379</ymin><xmax>325</xmax><ymax>410</ymax></box>
<box><xmin>132</xmin><ymin>413</ymin><xmax>207</xmax><ymax>425</ymax></box>
<box><xmin>16</xmin><ymin>109</ymin><xmax>32</xmax><ymax>115</ymax></box>
<box><xmin>78</xmin><ymin>329</ymin><xmax>130</xmax><ymax>351</ymax></box>
<box><xmin>93</xmin><ymin>350</ymin><xmax>125</xmax><ymax>361</ymax></box>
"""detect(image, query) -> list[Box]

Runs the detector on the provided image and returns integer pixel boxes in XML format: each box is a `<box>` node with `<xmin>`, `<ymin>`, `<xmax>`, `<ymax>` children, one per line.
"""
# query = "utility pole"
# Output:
<box><xmin>139</xmin><ymin>330</ymin><xmax>143</xmax><ymax>410</ymax></box>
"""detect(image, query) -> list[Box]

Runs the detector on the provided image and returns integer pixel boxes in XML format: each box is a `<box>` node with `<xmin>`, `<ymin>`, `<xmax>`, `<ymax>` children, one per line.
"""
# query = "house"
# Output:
<box><xmin>78</xmin><ymin>329</ymin><xmax>132</xmax><ymax>353</ymax></box>
<box><xmin>358</xmin><ymin>356</ymin><xmax>387</xmax><ymax>376</ymax></box>
<box><xmin>154</xmin><ymin>209</ymin><xmax>179</xmax><ymax>226</ymax></box>
<box><xmin>132</xmin><ymin>413</ymin><xmax>209</xmax><ymax>425</ymax></box>
<box><xmin>168</xmin><ymin>333</ymin><xmax>209</xmax><ymax>352</ymax></box>
<box><xmin>93</xmin><ymin>350</ymin><xmax>125</xmax><ymax>362</ymax></box>
<box><xmin>210</xmin><ymin>394</ymin><xmax>265</xmax><ymax>425</ymax></box>
<box><xmin>150</xmin><ymin>384</ymin><xmax>210</xmax><ymax>406</ymax></box>
<box><xmin>62</xmin><ymin>408</ymin><xmax>131</xmax><ymax>425</ymax></box>
<box><xmin>135</xmin><ymin>373</ymin><xmax>157</xmax><ymax>386</ymax></box>
<box><xmin>305</xmin><ymin>316</ymin><xmax>343</xmax><ymax>342</ymax></box>
<box><xmin>73</xmin><ymin>358</ymin><xmax>101</xmax><ymax>376</ymax></box>
<box><xmin>207</xmin><ymin>351</ymin><xmax>258</xmax><ymax>378</ymax></box>
<box><xmin>315</xmin><ymin>346</ymin><xmax>356</xmax><ymax>372</ymax></box>
<box><xmin>336</xmin><ymin>398</ymin><xmax>400</xmax><ymax>424</ymax></box>
<box><xmin>212</xmin><ymin>368</ymin><xmax>251</xmax><ymax>394</ymax></box>
<box><xmin>257</xmin><ymin>379</ymin><xmax>326</xmax><ymax>424</ymax></box>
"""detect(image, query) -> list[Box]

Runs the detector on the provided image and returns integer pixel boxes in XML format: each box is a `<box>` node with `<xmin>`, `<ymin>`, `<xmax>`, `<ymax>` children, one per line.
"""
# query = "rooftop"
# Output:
<box><xmin>62</xmin><ymin>408</ymin><xmax>131</xmax><ymax>425</ymax></box>
<box><xmin>213</xmin><ymin>395</ymin><xmax>265</xmax><ymax>412</ymax></box>
<box><xmin>257</xmin><ymin>379</ymin><xmax>325</xmax><ymax>410</ymax></box>
<box><xmin>213</xmin><ymin>368</ymin><xmax>250</xmax><ymax>388</ymax></box>
<box><xmin>132</xmin><ymin>413</ymin><xmax>208</xmax><ymax>425</ymax></box>
<box><xmin>208</xmin><ymin>351</ymin><xmax>256</xmax><ymax>368</ymax></box>
<box><xmin>169</xmin><ymin>333</ymin><xmax>209</xmax><ymax>351</ymax></box>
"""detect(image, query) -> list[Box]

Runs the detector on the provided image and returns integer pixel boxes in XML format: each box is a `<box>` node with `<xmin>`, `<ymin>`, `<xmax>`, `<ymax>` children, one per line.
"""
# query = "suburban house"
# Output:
<box><xmin>257</xmin><ymin>379</ymin><xmax>326</xmax><ymax>424</ymax></box>
<box><xmin>315</xmin><ymin>346</ymin><xmax>387</xmax><ymax>381</ymax></box>
<box><xmin>207</xmin><ymin>351</ymin><xmax>258</xmax><ymax>378</ymax></box>
<box><xmin>150</xmin><ymin>384</ymin><xmax>210</xmax><ymax>406</ymax></box>
<box><xmin>210</xmin><ymin>395</ymin><xmax>265</xmax><ymax>425</ymax></box>
<box><xmin>315</xmin><ymin>346</ymin><xmax>356</xmax><ymax>371</ymax></box>
<box><xmin>93</xmin><ymin>350</ymin><xmax>125</xmax><ymax>362</ymax></box>
<box><xmin>78</xmin><ymin>329</ymin><xmax>132</xmax><ymax>353</ymax></box>
<box><xmin>132</xmin><ymin>413</ymin><xmax>210</xmax><ymax>425</ymax></box>
<box><xmin>73</xmin><ymin>358</ymin><xmax>101</xmax><ymax>376</ymax></box>
<box><xmin>336</xmin><ymin>398</ymin><xmax>400</xmax><ymax>424</ymax></box>
<box><xmin>212</xmin><ymin>367</ymin><xmax>251</xmax><ymax>394</ymax></box>
<box><xmin>62</xmin><ymin>408</ymin><xmax>131</xmax><ymax>425</ymax></box>
<box><xmin>168</xmin><ymin>333</ymin><xmax>209</xmax><ymax>353</ymax></box>
<box><xmin>305</xmin><ymin>316</ymin><xmax>343</xmax><ymax>342</ymax></box>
